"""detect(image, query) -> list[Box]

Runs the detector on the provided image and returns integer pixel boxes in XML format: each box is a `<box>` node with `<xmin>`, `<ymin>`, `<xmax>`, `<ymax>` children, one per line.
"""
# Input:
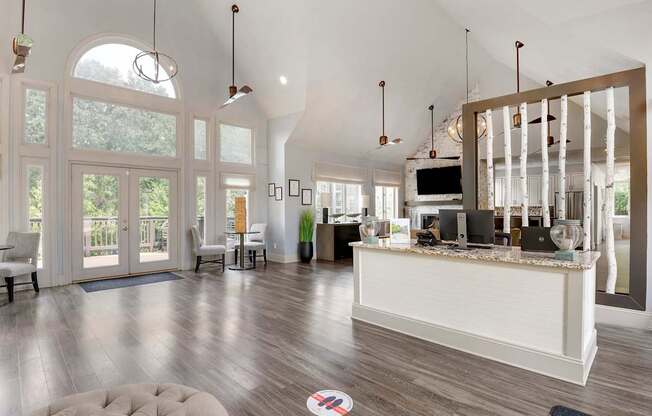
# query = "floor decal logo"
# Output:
<box><xmin>307</xmin><ymin>390</ymin><xmax>353</xmax><ymax>415</ymax></box>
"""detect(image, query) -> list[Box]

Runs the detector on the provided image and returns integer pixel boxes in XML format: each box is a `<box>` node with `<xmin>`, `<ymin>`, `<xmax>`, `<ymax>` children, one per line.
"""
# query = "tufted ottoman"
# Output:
<box><xmin>30</xmin><ymin>383</ymin><xmax>229</xmax><ymax>416</ymax></box>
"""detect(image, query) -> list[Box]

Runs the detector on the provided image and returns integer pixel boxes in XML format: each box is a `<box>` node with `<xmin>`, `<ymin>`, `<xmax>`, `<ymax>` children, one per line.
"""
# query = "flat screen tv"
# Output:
<box><xmin>416</xmin><ymin>166</ymin><xmax>462</xmax><ymax>195</ymax></box>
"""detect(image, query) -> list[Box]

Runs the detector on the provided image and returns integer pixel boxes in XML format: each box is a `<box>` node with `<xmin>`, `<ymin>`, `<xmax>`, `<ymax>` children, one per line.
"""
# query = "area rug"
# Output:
<box><xmin>550</xmin><ymin>405</ymin><xmax>591</xmax><ymax>416</ymax></box>
<box><xmin>79</xmin><ymin>272</ymin><xmax>182</xmax><ymax>293</ymax></box>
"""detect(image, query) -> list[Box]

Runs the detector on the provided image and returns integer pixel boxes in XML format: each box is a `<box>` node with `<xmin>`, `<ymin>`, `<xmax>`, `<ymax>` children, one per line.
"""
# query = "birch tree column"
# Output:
<box><xmin>605</xmin><ymin>87</ymin><xmax>618</xmax><ymax>294</ymax></box>
<box><xmin>558</xmin><ymin>95</ymin><xmax>568</xmax><ymax>220</ymax></box>
<box><xmin>519</xmin><ymin>103</ymin><xmax>529</xmax><ymax>227</ymax></box>
<box><xmin>583</xmin><ymin>91</ymin><xmax>592</xmax><ymax>251</ymax></box>
<box><xmin>540</xmin><ymin>99</ymin><xmax>550</xmax><ymax>227</ymax></box>
<box><xmin>486</xmin><ymin>109</ymin><xmax>495</xmax><ymax>210</ymax></box>
<box><xmin>502</xmin><ymin>106</ymin><xmax>512</xmax><ymax>234</ymax></box>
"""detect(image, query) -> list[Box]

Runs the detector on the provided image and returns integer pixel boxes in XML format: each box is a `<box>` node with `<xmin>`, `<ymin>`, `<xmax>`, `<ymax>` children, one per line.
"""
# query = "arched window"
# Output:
<box><xmin>67</xmin><ymin>38</ymin><xmax>182</xmax><ymax>158</ymax></box>
<box><xmin>73</xmin><ymin>43</ymin><xmax>176</xmax><ymax>98</ymax></box>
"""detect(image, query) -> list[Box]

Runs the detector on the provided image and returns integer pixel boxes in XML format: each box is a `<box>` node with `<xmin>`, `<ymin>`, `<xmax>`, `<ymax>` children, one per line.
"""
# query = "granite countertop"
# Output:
<box><xmin>349</xmin><ymin>241</ymin><xmax>601</xmax><ymax>271</ymax></box>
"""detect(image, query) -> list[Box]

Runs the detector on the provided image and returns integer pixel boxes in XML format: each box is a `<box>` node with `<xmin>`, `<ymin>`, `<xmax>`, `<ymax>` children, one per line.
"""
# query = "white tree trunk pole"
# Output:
<box><xmin>583</xmin><ymin>91</ymin><xmax>592</xmax><ymax>252</ymax></box>
<box><xmin>559</xmin><ymin>95</ymin><xmax>568</xmax><ymax>220</ymax></box>
<box><xmin>605</xmin><ymin>87</ymin><xmax>617</xmax><ymax>294</ymax></box>
<box><xmin>540</xmin><ymin>99</ymin><xmax>550</xmax><ymax>227</ymax></box>
<box><xmin>519</xmin><ymin>103</ymin><xmax>529</xmax><ymax>227</ymax></box>
<box><xmin>503</xmin><ymin>106</ymin><xmax>512</xmax><ymax>234</ymax></box>
<box><xmin>486</xmin><ymin>109</ymin><xmax>495</xmax><ymax>210</ymax></box>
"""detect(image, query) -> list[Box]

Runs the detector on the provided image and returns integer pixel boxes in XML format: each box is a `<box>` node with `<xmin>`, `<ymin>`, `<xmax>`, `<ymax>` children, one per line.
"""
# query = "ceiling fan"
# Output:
<box><xmin>375</xmin><ymin>81</ymin><xmax>402</xmax><ymax>149</ymax></box>
<box><xmin>220</xmin><ymin>4</ymin><xmax>253</xmax><ymax>109</ymax></box>
<box><xmin>407</xmin><ymin>105</ymin><xmax>460</xmax><ymax>161</ymax></box>
<box><xmin>11</xmin><ymin>0</ymin><xmax>33</xmax><ymax>73</ymax></box>
<box><xmin>528</xmin><ymin>80</ymin><xmax>557</xmax><ymax>124</ymax></box>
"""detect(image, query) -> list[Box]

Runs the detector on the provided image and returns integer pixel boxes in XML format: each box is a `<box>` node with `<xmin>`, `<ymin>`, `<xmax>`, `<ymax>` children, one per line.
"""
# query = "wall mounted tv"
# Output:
<box><xmin>416</xmin><ymin>166</ymin><xmax>463</xmax><ymax>195</ymax></box>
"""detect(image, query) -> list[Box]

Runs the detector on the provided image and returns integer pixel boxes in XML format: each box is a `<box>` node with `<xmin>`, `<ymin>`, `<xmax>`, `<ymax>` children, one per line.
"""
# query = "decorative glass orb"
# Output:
<box><xmin>447</xmin><ymin>113</ymin><xmax>488</xmax><ymax>143</ymax></box>
<box><xmin>550</xmin><ymin>220</ymin><xmax>583</xmax><ymax>251</ymax></box>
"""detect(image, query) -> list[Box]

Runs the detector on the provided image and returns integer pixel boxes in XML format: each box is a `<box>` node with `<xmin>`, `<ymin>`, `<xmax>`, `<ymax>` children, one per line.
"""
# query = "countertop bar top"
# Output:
<box><xmin>350</xmin><ymin>241</ymin><xmax>601</xmax><ymax>271</ymax></box>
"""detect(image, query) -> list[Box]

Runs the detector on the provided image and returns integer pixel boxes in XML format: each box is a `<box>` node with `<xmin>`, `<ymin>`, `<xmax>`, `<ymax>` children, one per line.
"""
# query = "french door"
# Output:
<box><xmin>71</xmin><ymin>164</ymin><xmax>178</xmax><ymax>281</ymax></box>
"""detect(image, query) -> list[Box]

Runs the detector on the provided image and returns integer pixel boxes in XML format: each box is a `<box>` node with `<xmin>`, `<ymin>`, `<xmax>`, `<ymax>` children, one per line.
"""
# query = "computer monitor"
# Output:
<box><xmin>439</xmin><ymin>209</ymin><xmax>495</xmax><ymax>245</ymax></box>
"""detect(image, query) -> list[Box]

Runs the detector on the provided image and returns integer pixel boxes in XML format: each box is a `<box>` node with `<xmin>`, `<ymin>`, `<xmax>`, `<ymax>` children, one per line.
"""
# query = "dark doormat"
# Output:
<box><xmin>550</xmin><ymin>405</ymin><xmax>591</xmax><ymax>416</ymax></box>
<box><xmin>79</xmin><ymin>272</ymin><xmax>182</xmax><ymax>293</ymax></box>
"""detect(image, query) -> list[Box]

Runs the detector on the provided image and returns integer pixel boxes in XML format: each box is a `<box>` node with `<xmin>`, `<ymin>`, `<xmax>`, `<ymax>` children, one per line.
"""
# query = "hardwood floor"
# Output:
<box><xmin>1</xmin><ymin>261</ymin><xmax>651</xmax><ymax>415</ymax></box>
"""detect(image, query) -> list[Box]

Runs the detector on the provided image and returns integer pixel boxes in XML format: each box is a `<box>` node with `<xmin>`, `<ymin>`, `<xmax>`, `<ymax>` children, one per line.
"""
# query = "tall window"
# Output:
<box><xmin>196</xmin><ymin>176</ymin><xmax>207</xmax><ymax>238</ymax></box>
<box><xmin>74</xmin><ymin>43</ymin><xmax>176</xmax><ymax>98</ymax></box>
<box><xmin>27</xmin><ymin>165</ymin><xmax>44</xmax><ymax>268</ymax></box>
<box><xmin>24</xmin><ymin>88</ymin><xmax>47</xmax><ymax>144</ymax></box>
<box><xmin>375</xmin><ymin>186</ymin><xmax>398</xmax><ymax>220</ymax></box>
<box><xmin>614</xmin><ymin>165</ymin><xmax>630</xmax><ymax>217</ymax></box>
<box><xmin>220</xmin><ymin>123</ymin><xmax>252</xmax><ymax>164</ymax></box>
<box><xmin>225</xmin><ymin>189</ymin><xmax>249</xmax><ymax>233</ymax></box>
<box><xmin>315</xmin><ymin>181</ymin><xmax>362</xmax><ymax>222</ymax></box>
<box><xmin>194</xmin><ymin>119</ymin><xmax>208</xmax><ymax>160</ymax></box>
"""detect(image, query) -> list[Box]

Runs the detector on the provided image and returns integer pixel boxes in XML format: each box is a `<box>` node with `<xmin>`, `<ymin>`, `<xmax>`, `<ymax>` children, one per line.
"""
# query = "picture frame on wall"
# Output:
<box><xmin>289</xmin><ymin>179</ymin><xmax>300</xmax><ymax>197</ymax></box>
<box><xmin>268</xmin><ymin>183</ymin><xmax>276</xmax><ymax>197</ymax></box>
<box><xmin>275</xmin><ymin>186</ymin><xmax>283</xmax><ymax>201</ymax></box>
<box><xmin>301</xmin><ymin>188</ymin><xmax>312</xmax><ymax>206</ymax></box>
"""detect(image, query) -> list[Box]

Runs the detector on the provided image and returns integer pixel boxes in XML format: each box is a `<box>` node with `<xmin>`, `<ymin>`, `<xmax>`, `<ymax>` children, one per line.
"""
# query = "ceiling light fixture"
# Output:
<box><xmin>447</xmin><ymin>28</ymin><xmax>487</xmax><ymax>143</ymax></box>
<box><xmin>221</xmin><ymin>4</ymin><xmax>253</xmax><ymax>109</ymax></box>
<box><xmin>133</xmin><ymin>0</ymin><xmax>178</xmax><ymax>84</ymax></box>
<box><xmin>11</xmin><ymin>0</ymin><xmax>33</xmax><ymax>73</ymax></box>
<box><xmin>377</xmin><ymin>81</ymin><xmax>402</xmax><ymax>148</ymax></box>
<box><xmin>279</xmin><ymin>75</ymin><xmax>288</xmax><ymax>85</ymax></box>
<box><xmin>407</xmin><ymin>105</ymin><xmax>460</xmax><ymax>161</ymax></box>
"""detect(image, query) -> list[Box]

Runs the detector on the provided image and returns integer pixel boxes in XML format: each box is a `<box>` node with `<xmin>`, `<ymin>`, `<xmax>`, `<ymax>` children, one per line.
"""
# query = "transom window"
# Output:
<box><xmin>220</xmin><ymin>123</ymin><xmax>253</xmax><ymax>164</ymax></box>
<box><xmin>73</xmin><ymin>43</ymin><xmax>176</xmax><ymax>98</ymax></box>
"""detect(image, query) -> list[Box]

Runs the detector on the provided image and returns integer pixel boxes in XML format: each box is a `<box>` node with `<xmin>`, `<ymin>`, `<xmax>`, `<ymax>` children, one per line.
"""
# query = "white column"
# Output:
<box><xmin>605</xmin><ymin>87</ymin><xmax>617</xmax><ymax>294</ymax></box>
<box><xmin>540</xmin><ymin>99</ymin><xmax>550</xmax><ymax>227</ymax></box>
<box><xmin>559</xmin><ymin>95</ymin><xmax>568</xmax><ymax>220</ymax></box>
<box><xmin>486</xmin><ymin>109</ymin><xmax>495</xmax><ymax>210</ymax></box>
<box><xmin>583</xmin><ymin>91</ymin><xmax>592</xmax><ymax>251</ymax></box>
<box><xmin>519</xmin><ymin>103</ymin><xmax>529</xmax><ymax>227</ymax></box>
<box><xmin>503</xmin><ymin>106</ymin><xmax>512</xmax><ymax>234</ymax></box>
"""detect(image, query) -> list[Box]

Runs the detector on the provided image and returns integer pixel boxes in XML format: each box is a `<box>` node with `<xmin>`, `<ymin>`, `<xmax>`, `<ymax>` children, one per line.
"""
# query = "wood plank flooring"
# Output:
<box><xmin>1</xmin><ymin>261</ymin><xmax>651</xmax><ymax>415</ymax></box>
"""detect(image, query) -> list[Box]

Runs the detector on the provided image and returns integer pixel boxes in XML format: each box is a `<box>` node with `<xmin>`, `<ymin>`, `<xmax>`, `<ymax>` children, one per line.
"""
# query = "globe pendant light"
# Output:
<box><xmin>11</xmin><ymin>0</ymin><xmax>33</xmax><ymax>73</ymax></box>
<box><xmin>133</xmin><ymin>0</ymin><xmax>178</xmax><ymax>84</ymax></box>
<box><xmin>447</xmin><ymin>29</ymin><xmax>487</xmax><ymax>143</ymax></box>
<box><xmin>221</xmin><ymin>4</ymin><xmax>253</xmax><ymax>109</ymax></box>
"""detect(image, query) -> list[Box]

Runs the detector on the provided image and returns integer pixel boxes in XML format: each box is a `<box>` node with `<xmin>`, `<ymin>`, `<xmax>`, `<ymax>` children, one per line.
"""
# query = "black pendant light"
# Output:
<box><xmin>447</xmin><ymin>28</ymin><xmax>487</xmax><ymax>143</ymax></box>
<box><xmin>512</xmin><ymin>40</ymin><xmax>525</xmax><ymax>128</ymax></box>
<box><xmin>407</xmin><ymin>105</ymin><xmax>460</xmax><ymax>161</ymax></box>
<box><xmin>220</xmin><ymin>4</ymin><xmax>253</xmax><ymax>109</ymax></box>
<box><xmin>376</xmin><ymin>81</ymin><xmax>402</xmax><ymax>148</ymax></box>
<box><xmin>11</xmin><ymin>0</ymin><xmax>33</xmax><ymax>73</ymax></box>
<box><xmin>133</xmin><ymin>0</ymin><xmax>178</xmax><ymax>84</ymax></box>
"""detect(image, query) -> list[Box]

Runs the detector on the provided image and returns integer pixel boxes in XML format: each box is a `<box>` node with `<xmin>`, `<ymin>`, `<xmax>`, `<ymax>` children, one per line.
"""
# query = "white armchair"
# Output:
<box><xmin>239</xmin><ymin>223</ymin><xmax>267</xmax><ymax>266</ymax></box>
<box><xmin>190</xmin><ymin>226</ymin><xmax>226</xmax><ymax>272</ymax></box>
<box><xmin>0</xmin><ymin>232</ymin><xmax>40</xmax><ymax>303</ymax></box>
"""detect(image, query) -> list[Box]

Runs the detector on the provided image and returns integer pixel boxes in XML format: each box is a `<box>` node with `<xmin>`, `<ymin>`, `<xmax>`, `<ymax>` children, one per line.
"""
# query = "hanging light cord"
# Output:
<box><xmin>21</xmin><ymin>0</ymin><xmax>26</xmax><ymax>34</ymax></box>
<box><xmin>152</xmin><ymin>0</ymin><xmax>157</xmax><ymax>51</ymax></box>
<box><xmin>465</xmin><ymin>28</ymin><xmax>470</xmax><ymax>104</ymax></box>
<box><xmin>232</xmin><ymin>7</ymin><xmax>236</xmax><ymax>86</ymax></box>
<box><xmin>431</xmin><ymin>106</ymin><xmax>435</xmax><ymax>150</ymax></box>
<box><xmin>382</xmin><ymin>83</ymin><xmax>385</xmax><ymax>136</ymax></box>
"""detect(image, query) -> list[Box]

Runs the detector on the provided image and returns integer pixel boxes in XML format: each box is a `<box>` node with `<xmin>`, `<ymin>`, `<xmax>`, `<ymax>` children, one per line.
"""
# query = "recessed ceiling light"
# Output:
<box><xmin>279</xmin><ymin>75</ymin><xmax>288</xmax><ymax>85</ymax></box>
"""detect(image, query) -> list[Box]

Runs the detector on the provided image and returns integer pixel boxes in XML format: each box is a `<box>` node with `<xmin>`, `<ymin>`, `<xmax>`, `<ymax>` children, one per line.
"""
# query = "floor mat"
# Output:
<box><xmin>79</xmin><ymin>272</ymin><xmax>182</xmax><ymax>293</ymax></box>
<box><xmin>550</xmin><ymin>405</ymin><xmax>591</xmax><ymax>416</ymax></box>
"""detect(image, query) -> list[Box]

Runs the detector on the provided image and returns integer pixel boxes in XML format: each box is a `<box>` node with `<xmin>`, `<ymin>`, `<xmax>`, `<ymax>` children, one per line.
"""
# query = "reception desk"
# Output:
<box><xmin>350</xmin><ymin>241</ymin><xmax>600</xmax><ymax>385</ymax></box>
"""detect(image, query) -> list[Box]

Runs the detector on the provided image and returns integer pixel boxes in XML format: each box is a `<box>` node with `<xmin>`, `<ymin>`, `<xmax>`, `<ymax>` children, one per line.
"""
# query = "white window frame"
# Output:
<box><xmin>193</xmin><ymin>172</ymin><xmax>212</xmax><ymax>241</ymax></box>
<box><xmin>375</xmin><ymin>185</ymin><xmax>399</xmax><ymax>220</ymax></box>
<box><xmin>19</xmin><ymin>157</ymin><xmax>51</xmax><ymax>275</ymax></box>
<box><xmin>15</xmin><ymin>79</ymin><xmax>57</xmax><ymax>158</ymax></box>
<box><xmin>315</xmin><ymin>181</ymin><xmax>363</xmax><ymax>222</ymax></box>
<box><xmin>192</xmin><ymin>116</ymin><xmax>210</xmax><ymax>163</ymax></box>
<box><xmin>217</xmin><ymin>121</ymin><xmax>255</xmax><ymax>167</ymax></box>
<box><xmin>0</xmin><ymin>75</ymin><xmax>10</xmax><ymax>241</ymax></box>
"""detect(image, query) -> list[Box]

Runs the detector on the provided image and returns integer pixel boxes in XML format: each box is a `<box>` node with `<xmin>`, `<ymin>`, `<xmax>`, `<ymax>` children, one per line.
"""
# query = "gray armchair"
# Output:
<box><xmin>238</xmin><ymin>223</ymin><xmax>267</xmax><ymax>266</ymax></box>
<box><xmin>0</xmin><ymin>232</ymin><xmax>40</xmax><ymax>303</ymax></box>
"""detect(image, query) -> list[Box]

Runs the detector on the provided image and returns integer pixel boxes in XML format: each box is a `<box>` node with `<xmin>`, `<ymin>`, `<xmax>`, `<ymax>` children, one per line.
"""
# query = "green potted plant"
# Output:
<box><xmin>299</xmin><ymin>209</ymin><xmax>315</xmax><ymax>263</ymax></box>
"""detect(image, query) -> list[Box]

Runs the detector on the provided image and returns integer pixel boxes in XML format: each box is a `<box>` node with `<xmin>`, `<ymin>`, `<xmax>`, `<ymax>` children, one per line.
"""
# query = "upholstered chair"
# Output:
<box><xmin>0</xmin><ymin>232</ymin><xmax>40</xmax><ymax>303</ymax></box>
<box><xmin>190</xmin><ymin>225</ymin><xmax>226</xmax><ymax>272</ymax></box>
<box><xmin>237</xmin><ymin>223</ymin><xmax>267</xmax><ymax>266</ymax></box>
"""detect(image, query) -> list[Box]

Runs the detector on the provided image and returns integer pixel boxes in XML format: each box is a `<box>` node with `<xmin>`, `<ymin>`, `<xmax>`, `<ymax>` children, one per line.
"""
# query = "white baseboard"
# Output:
<box><xmin>268</xmin><ymin>252</ymin><xmax>299</xmax><ymax>263</ymax></box>
<box><xmin>353</xmin><ymin>303</ymin><xmax>596</xmax><ymax>386</ymax></box>
<box><xmin>595</xmin><ymin>305</ymin><xmax>652</xmax><ymax>329</ymax></box>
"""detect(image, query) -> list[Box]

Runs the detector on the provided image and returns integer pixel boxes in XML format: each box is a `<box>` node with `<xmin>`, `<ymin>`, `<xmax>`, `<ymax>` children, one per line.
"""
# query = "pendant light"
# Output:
<box><xmin>530</xmin><ymin>81</ymin><xmax>572</xmax><ymax>151</ymax></box>
<box><xmin>377</xmin><ymin>81</ymin><xmax>402</xmax><ymax>148</ymax></box>
<box><xmin>512</xmin><ymin>40</ymin><xmax>525</xmax><ymax>128</ymax></box>
<box><xmin>133</xmin><ymin>0</ymin><xmax>178</xmax><ymax>84</ymax></box>
<box><xmin>407</xmin><ymin>105</ymin><xmax>460</xmax><ymax>161</ymax></box>
<box><xmin>447</xmin><ymin>28</ymin><xmax>487</xmax><ymax>143</ymax></box>
<box><xmin>220</xmin><ymin>4</ymin><xmax>253</xmax><ymax>109</ymax></box>
<box><xmin>11</xmin><ymin>0</ymin><xmax>33</xmax><ymax>73</ymax></box>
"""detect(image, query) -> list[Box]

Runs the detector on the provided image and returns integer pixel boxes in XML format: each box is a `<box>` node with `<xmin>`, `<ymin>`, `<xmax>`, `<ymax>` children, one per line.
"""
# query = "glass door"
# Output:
<box><xmin>129</xmin><ymin>169</ymin><xmax>178</xmax><ymax>274</ymax></box>
<box><xmin>71</xmin><ymin>165</ymin><xmax>178</xmax><ymax>281</ymax></box>
<box><xmin>72</xmin><ymin>165</ymin><xmax>129</xmax><ymax>280</ymax></box>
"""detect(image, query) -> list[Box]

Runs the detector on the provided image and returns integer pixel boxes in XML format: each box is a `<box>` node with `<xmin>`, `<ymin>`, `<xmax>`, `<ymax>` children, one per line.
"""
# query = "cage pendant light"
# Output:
<box><xmin>11</xmin><ymin>0</ymin><xmax>33</xmax><ymax>73</ymax></box>
<box><xmin>133</xmin><ymin>0</ymin><xmax>178</xmax><ymax>84</ymax></box>
<box><xmin>221</xmin><ymin>4</ymin><xmax>253</xmax><ymax>108</ymax></box>
<box><xmin>447</xmin><ymin>28</ymin><xmax>487</xmax><ymax>143</ymax></box>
